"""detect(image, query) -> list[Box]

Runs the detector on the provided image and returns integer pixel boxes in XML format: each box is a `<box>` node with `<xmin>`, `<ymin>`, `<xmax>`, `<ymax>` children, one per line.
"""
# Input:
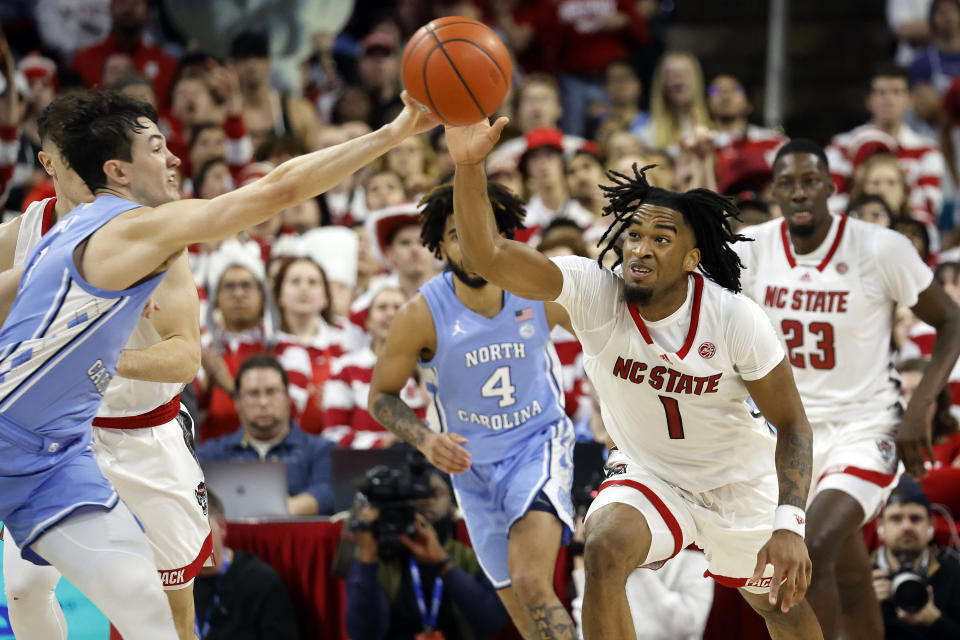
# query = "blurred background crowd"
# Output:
<box><xmin>1</xmin><ymin>0</ymin><xmax>960</xmax><ymax>638</ymax></box>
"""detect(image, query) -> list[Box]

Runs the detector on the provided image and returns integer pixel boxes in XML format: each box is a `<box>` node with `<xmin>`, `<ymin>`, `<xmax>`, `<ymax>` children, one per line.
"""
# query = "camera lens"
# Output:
<box><xmin>891</xmin><ymin>572</ymin><xmax>929</xmax><ymax>614</ymax></box>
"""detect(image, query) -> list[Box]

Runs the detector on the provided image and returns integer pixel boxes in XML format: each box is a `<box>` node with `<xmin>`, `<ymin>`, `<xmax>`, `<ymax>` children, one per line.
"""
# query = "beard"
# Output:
<box><xmin>447</xmin><ymin>259</ymin><xmax>487</xmax><ymax>289</ymax></box>
<box><xmin>623</xmin><ymin>283</ymin><xmax>654</xmax><ymax>306</ymax></box>
<box><xmin>786</xmin><ymin>220</ymin><xmax>817</xmax><ymax>237</ymax></box>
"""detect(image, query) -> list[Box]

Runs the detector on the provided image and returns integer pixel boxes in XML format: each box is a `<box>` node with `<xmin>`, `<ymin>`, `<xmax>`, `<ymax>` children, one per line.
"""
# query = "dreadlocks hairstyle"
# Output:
<box><xmin>419</xmin><ymin>182</ymin><xmax>526</xmax><ymax>259</ymax></box>
<box><xmin>596</xmin><ymin>164</ymin><xmax>751</xmax><ymax>293</ymax></box>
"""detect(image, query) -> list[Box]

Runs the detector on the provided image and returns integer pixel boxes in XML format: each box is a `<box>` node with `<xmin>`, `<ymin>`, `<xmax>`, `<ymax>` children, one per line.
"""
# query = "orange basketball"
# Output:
<box><xmin>402</xmin><ymin>16</ymin><xmax>512</xmax><ymax>127</ymax></box>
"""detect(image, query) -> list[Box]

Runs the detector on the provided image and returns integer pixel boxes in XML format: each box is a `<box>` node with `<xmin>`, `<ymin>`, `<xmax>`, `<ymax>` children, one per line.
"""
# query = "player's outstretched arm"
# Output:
<box><xmin>115</xmin><ymin>251</ymin><xmax>201</xmax><ymax>384</ymax></box>
<box><xmin>901</xmin><ymin>282</ymin><xmax>960</xmax><ymax>477</ymax></box>
<box><xmin>446</xmin><ymin>121</ymin><xmax>564</xmax><ymax>302</ymax></box>
<box><xmin>745</xmin><ymin>357</ymin><xmax>814</xmax><ymax>612</ymax></box>
<box><xmin>83</xmin><ymin>95</ymin><xmax>438</xmax><ymax>291</ymax></box>
<box><xmin>368</xmin><ymin>296</ymin><xmax>471</xmax><ymax>474</ymax></box>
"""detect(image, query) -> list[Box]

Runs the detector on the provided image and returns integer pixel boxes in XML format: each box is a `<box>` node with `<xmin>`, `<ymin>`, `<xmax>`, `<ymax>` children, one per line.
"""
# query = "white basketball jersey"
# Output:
<box><xmin>736</xmin><ymin>215</ymin><xmax>933</xmax><ymax>423</ymax></box>
<box><xmin>14</xmin><ymin>198</ymin><xmax>182</xmax><ymax>417</ymax></box>
<box><xmin>552</xmin><ymin>256</ymin><xmax>784</xmax><ymax>492</ymax></box>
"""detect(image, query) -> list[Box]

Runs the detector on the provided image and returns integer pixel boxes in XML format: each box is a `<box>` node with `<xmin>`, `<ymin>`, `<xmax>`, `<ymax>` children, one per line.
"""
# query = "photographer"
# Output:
<box><xmin>871</xmin><ymin>477</ymin><xmax>960</xmax><ymax>639</ymax></box>
<box><xmin>345</xmin><ymin>467</ymin><xmax>509</xmax><ymax>640</ymax></box>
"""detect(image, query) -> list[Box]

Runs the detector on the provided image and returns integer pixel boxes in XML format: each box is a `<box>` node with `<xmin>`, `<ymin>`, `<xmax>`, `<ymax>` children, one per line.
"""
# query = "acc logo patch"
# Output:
<box><xmin>518</xmin><ymin>323</ymin><xmax>535</xmax><ymax>339</ymax></box>
<box><xmin>698</xmin><ymin>342</ymin><xmax>716</xmax><ymax>359</ymax></box>
<box><xmin>606</xmin><ymin>463</ymin><xmax>628</xmax><ymax>478</ymax></box>
<box><xmin>876</xmin><ymin>439</ymin><xmax>895</xmax><ymax>464</ymax></box>
<box><xmin>195</xmin><ymin>482</ymin><xmax>208</xmax><ymax>516</ymax></box>
<box><xmin>836</xmin><ymin>262</ymin><xmax>849</xmax><ymax>274</ymax></box>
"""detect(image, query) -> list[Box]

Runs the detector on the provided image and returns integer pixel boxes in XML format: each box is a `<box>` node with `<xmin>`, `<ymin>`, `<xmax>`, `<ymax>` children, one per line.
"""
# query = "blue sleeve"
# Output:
<box><xmin>443</xmin><ymin>566</ymin><xmax>510</xmax><ymax>634</ymax></box>
<box><xmin>195</xmin><ymin>437</ymin><xmax>228</xmax><ymax>462</ymax></box>
<box><xmin>345</xmin><ymin>560</ymin><xmax>390</xmax><ymax>640</ymax></box>
<box><xmin>909</xmin><ymin>52</ymin><xmax>933</xmax><ymax>85</ymax></box>
<box><xmin>304</xmin><ymin>438</ymin><xmax>335</xmax><ymax>514</ymax></box>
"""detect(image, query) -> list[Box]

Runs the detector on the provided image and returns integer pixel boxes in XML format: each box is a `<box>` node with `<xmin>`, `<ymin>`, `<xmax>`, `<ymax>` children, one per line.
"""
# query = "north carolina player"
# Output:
<box><xmin>368</xmin><ymin>183</ymin><xmax>578</xmax><ymax>639</ymax></box>
<box><xmin>445</xmin><ymin>118</ymin><xmax>822</xmax><ymax>640</ymax></box>
<box><xmin>736</xmin><ymin>138</ymin><xmax>960</xmax><ymax>640</ymax></box>
<box><xmin>0</xmin><ymin>104</ymin><xmax>208</xmax><ymax>640</ymax></box>
<box><xmin>0</xmin><ymin>89</ymin><xmax>436</xmax><ymax>639</ymax></box>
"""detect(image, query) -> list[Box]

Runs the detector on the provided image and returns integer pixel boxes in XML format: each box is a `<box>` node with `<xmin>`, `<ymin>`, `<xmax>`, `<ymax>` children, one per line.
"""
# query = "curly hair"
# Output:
<box><xmin>419</xmin><ymin>182</ymin><xmax>526</xmax><ymax>258</ymax></box>
<box><xmin>596</xmin><ymin>164</ymin><xmax>750</xmax><ymax>293</ymax></box>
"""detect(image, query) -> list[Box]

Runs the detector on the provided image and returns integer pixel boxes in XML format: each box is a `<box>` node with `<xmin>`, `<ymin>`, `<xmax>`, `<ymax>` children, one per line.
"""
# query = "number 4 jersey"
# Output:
<box><xmin>551</xmin><ymin>256</ymin><xmax>784</xmax><ymax>493</ymax></box>
<box><xmin>736</xmin><ymin>215</ymin><xmax>933</xmax><ymax>424</ymax></box>
<box><xmin>418</xmin><ymin>271</ymin><xmax>570</xmax><ymax>464</ymax></box>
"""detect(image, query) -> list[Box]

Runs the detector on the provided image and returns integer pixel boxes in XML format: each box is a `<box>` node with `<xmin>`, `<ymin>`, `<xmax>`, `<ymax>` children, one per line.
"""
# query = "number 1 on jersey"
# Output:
<box><xmin>658</xmin><ymin>395</ymin><xmax>685</xmax><ymax>439</ymax></box>
<box><xmin>481</xmin><ymin>366</ymin><xmax>517</xmax><ymax>407</ymax></box>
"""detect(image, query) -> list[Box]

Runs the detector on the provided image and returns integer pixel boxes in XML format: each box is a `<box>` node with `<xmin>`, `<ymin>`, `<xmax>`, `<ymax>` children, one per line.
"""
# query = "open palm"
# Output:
<box><xmin>445</xmin><ymin>117</ymin><xmax>510</xmax><ymax>165</ymax></box>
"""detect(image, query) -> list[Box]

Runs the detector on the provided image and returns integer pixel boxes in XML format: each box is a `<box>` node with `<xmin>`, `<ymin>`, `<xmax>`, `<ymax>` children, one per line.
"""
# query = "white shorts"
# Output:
<box><xmin>809</xmin><ymin>413</ymin><xmax>900</xmax><ymax>523</ymax></box>
<box><xmin>585</xmin><ymin>448</ymin><xmax>779</xmax><ymax>593</ymax></box>
<box><xmin>93</xmin><ymin>409</ymin><xmax>212</xmax><ymax>590</ymax></box>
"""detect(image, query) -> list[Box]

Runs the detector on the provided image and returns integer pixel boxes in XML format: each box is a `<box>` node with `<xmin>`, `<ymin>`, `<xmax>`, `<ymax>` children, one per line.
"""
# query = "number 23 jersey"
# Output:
<box><xmin>551</xmin><ymin>256</ymin><xmax>784</xmax><ymax>493</ymax></box>
<box><xmin>735</xmin><ymin>215</ymin><xmax>933</xmax><ymax>423</ymax></box>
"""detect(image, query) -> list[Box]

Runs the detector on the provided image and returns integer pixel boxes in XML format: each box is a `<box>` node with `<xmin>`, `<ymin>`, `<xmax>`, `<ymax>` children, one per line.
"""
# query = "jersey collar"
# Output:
<box><xmin>779</xmin><ymin>214</ymin><xmax>847</xmax><ymax>272</ymax></box>
<box><xmin>628</xmin><ymin>272</ymin><xmax>703</xmax><ymax>360</ymax></box>
<box><xmin>40</xmin><ymin>197</ymin><xmax>57</xmax><ymax>236</ymax></box>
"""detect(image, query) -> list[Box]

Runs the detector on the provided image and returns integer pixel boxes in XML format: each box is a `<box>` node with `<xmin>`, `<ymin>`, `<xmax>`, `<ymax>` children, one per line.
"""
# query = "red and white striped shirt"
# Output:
<box><xmin>826</xmin><ymin>123</ymin><xmax>946</xmax><ymax>224</ymax></box>
<box><xmin>321</xmin><ymin>346</ymin><xmax>426</xmax><ymax>448</ymax></box>
<box><xmin>272</xmin><ymin>320</ymin><xmax>367</xmax><ymax>434</ymax></box>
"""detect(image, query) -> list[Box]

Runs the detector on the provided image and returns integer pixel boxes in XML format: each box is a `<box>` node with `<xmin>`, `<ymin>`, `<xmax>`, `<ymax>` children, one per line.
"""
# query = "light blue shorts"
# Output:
<box><xmin>451</xmin><ymin>420</ymin><xmax>575</xmax><ymax>588</ymax></box>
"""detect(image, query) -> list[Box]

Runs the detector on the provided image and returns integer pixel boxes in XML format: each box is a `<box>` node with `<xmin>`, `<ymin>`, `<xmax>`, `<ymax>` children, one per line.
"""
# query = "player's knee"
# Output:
<box><xmin>4</xmin><ymin>572</ymin><xmax>57</xmax><ymax>601</ymax></box>
<box><xmin>583</xmin><ymin>535</ymin><xmax>634</xmax><ymax>583</ymax></box>
<box><xmin>805</xmin><ymin>532</ymin><xmax>840</xmax><ymax>574</ymax></box>
<box><xmin>510</xmin><ymin>568</ymin><xmax>553</xmax><ymax>608</ymax></box>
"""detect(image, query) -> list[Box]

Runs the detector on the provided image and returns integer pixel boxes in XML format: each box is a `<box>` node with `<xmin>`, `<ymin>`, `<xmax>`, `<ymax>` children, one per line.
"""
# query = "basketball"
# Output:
<box><xmin>401</xmin><ymin>16</ymin><xmax>512</xmax><ymax>127</ymax></box>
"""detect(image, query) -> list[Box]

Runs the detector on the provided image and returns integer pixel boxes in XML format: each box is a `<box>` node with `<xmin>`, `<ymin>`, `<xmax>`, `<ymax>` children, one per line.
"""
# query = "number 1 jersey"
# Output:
<box><xmin>735</xmin><ymin>215</ymin><xmax>933</xmax><ymax>424</ymax></box>
<box><xmin>551</xmin><ymin>256</ymin><xmax>784</xmax><ymax>493</ymax></box>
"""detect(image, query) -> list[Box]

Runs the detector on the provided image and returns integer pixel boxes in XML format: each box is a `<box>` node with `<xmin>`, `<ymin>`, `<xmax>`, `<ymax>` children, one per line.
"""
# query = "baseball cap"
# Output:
<box><xmin>886</xmin><ymin>476</ymin><xmax>932</xmax><ymax>513</ymax></box>
<box><xmin>519</xmin><ymin>127</ymin><xmax>564</xmax><ymax>174</ymax></box>
<box><xmin>368</xmin><ymin>202</ymin><xmax>422</xmax><ymax>258</ymax></box>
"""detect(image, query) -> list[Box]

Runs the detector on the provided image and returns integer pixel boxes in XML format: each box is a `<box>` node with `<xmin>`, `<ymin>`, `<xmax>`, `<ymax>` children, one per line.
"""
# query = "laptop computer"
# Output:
<box><xmin>201</xmin><ymin>460</ymin><xmax>289</xmax><ymax>519</ymax></box>
<box><xmin>329</xmin><ymin>448</ymin><xmax>408</xmax><ymax>513</ymax></box>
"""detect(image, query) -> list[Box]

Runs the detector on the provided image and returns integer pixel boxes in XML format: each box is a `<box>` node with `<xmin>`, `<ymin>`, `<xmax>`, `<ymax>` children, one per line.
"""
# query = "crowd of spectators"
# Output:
<box><xmin>3</xmin><ymin>0</ymin><xmax>960</xmax><ymax>638</ymax></box>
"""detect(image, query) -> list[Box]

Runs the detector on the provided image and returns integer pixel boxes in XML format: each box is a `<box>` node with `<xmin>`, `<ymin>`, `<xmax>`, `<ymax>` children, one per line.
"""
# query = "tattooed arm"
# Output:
<box><xmin>744</xmin><ymin>356</ymin><xmax>814</xmax><ymax>611</ymax></box>
<box><xmin>368</xmin><ymin>295</ymin><xmax>472</xmax><ymax>474</ymax></box>
<box><xmin>745</xmin><ymin>357</ymin><xmax>813</xmax><ymax>509</ymax></box>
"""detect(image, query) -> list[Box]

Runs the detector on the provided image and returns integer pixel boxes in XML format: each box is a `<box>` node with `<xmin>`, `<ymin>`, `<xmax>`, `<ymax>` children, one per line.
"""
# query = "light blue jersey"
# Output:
<box><xmin>418</xmin><ymin>272</ymin><xmax>574</xmax><ymax>588</ymax></box>
<box><xmin>419</xmin><ymin>271</ymin><xmax>568</xmax><ymax>463</ymax></box>
<box><xmin>0</xmin><ymin>194</ymin><xmax>165</xmax><ymax>553</ymax></box>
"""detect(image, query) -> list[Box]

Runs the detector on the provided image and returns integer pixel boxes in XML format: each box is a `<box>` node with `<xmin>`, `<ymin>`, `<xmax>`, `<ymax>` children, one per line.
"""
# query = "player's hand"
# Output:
<box><xmin>389</xmin><ymin>91</ymin><xmax>441</xmax><ymax>139</ymax></box>
<box><xmin>421</xmin><ymin>431</ymin><xmax>471</xmax><ymax>474</ymax></box>
<box><xmin>399</xmin><ymin>513</ymin><xmax>449</xmax><ymax>565</ymax></box>
<box><xmin>895</xmin><ymin>411</ymin><xmax>935</xmax><ymax>479</ymax></box>
<box><xmin>444</xmin><ymin>117</ymin><xmax>510</xmax><ymax>165</ymax></box>
<box><xmin>752</xmin><ymin>529</ymin><xmax>811</xmax><ymax>612</ymax></box>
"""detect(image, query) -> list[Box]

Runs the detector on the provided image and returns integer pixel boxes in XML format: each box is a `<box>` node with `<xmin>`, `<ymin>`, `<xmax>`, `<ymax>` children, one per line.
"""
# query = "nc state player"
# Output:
<box><xmin>0</xmin><ymin>97</ymin><xmax>207</xmax><ymax>640</ymax></box>
<box><xmin>446</xmin><ymin>118</ymin><xmax>822</xmax><ymax>639</ymax></box>
<box><xmin>735</xmin><ymin>138</ymin><xmax>960</xmax><ymax>640</ymax></box>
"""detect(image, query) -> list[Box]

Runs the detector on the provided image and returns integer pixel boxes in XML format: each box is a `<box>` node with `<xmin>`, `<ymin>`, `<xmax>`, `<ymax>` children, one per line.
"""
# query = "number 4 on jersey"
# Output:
<box><xmin>481</xmin><ymin>366</ymin><xmax>517</xmax><ymax>407</ymax></box>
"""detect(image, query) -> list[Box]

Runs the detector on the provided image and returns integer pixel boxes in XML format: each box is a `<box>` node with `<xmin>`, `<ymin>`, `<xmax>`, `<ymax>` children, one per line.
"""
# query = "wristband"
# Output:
<box><xmin>772</xmin><ymin>505</ymin><xmax>806</xmax><ymax>537</ymax></box>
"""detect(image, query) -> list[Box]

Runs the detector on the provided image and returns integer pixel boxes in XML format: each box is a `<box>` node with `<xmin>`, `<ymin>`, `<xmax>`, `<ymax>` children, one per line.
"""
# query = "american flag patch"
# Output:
<box><xmin>515</xmin><ymin>307</ymin><xmax>533</xmax><ymax>322</ymax></box>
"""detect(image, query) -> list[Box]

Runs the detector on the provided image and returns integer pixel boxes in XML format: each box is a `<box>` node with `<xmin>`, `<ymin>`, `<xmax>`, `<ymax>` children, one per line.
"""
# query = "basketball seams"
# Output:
<box><xmin>421</xmin><ymin>46</ymin><xmax>447</xmax><ymax>124</ymax></box>
<box><xmin>402</xmin><ymin>19</ymin><xmax>490</xmax><ymax>69</ymax></box>
<box><xmin>435</xmin><ymin>38</ymin><xmax>509</xmax><ymax>86</ymax></box>
<box><xmin>424</xmin><ymin>24</ymin><xmax>487</xmax><ymax>122</ymax></box>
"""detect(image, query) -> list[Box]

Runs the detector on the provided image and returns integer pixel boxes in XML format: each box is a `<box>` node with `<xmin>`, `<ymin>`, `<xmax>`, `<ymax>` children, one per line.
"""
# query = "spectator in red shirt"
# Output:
<box><xmin>552</xmin><ymin>0</ymin><xmax>649</xmax><ymax>136</ymax></box>
<box><xmin>707</xmin><ymin>73</ymin><xmax>786</xmax><ymax>195</ymax></box>
<box><xmin>70</xmin><ymin>0</ymin><xmax>178</xmax><ymax>110</ymax></box>
<box><xmin>826</xmin><ymin>65</ymin><xmax>946</xmax><ymax>221</ymax></box>
<box><xmin>198</xmin><ymin>244</ymin><xmax>271</xmax><ymax>441</ymax></box>
<box><xmin>323</xmin><ymin>286</ymin><xmax>426</xmax><ymax>448</ymax></box>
